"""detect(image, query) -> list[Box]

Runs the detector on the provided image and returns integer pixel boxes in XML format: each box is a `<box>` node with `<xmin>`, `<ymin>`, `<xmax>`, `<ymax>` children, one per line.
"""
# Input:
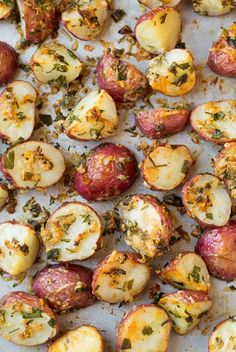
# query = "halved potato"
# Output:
<box><xmin>208</xmin><ymin>24</ymin><xmax>236</xmax><ymax>77</ymax></box>
<box><xmin>41</xmin><ymin>201</ymin><xmax>102</xmax><ymax>262</ymax></box>
<box><xmin>62</xmin><ymin>0</ymin><xmax>108</xmax><ymax>40</ymax></box>
<box><xmin>48</xmin><ymin>325</ymin><xmax>104</xmax><ymax>352</ymax></box>
<box><xmin>0</xmin><ymin>222</ymin><xmax>39</xmax><ymax>276</ymax></box>
<box><xmin>0</xmin><ymin>81</ymin><xmax>37</xmax><ymax>144</ymax></box>
<box><xmin>190</xmin><ymin>100</ymin><xmax>236</xmax><ymax>144</ymax></box>
<box><xmin>30</xmin><ymin>41</ymin><xmax>83</xmax><ymax>85</ymax></box>
<box><xmin>0</xmin><ymin>141</ymin><xmax>66</xmax><ymax>190</ymax></box>
<box><xmin>193</xmin><ymin>0</ymin><xmax>236</xmax><ymax>16</ymax></box>
<box><xmin>159</xmin><ymin>290</ymin><xmax>212</xmax><ymax>335</ymax></box>
<box><xmin>209</xmin><ymin>317</ymin><xmax>236</xmax><ymax>351</ymax></box>
<box><xmin>182</xmin><ymin>173</ymin><xmax>231</xmax><ymax>227</ymax></box>
<box><xmin>146</xmin><ymin>49</ymin><xmax>196</xmax><ymax>96</ymax></box>
<box><xmin>0</xmin><ymin>291</ymin><xmax>58</xmax><ymax>346</ymax></box>
<box><xmin>0</xmin><ymin>0</ymin><xmax>13</xmax><ymax>19</ymax></box>
<box><xmin>0</xmin><ymin>184</ymin><xmax>9</xmax><ymax>210</ymax></box>
<box><xmin>142</xmin><ymin>144</ymin><xmax>193</xmax><ymax>191</ymax></box>
<box><xmin>116</xmin><ymin>304</ymin><xmax>171</xmax><ymax>352</ymax></box>
<box><xmin>64</xmin><ymin>90</ymin><xmax>118</xmax><ymax>141</ymax></box>
<box><xmin>135</xmin><ymin>7</ymin><xmax>181</xmax><ymax>54</ymax></box>
<box><xmin>138</xmin><ymin>0</ymin><xmax>181</xmax><ymax>8</ymax></box>
<box><xmin>119</xmin><ymin>194</ymin><xmax>173</xmax><ymax>258</ymax></box>
<box><xmin>92</xmin><ymin>250</ymin><xmax>151</xmax><ymax>303</ymax></box>
<box><xmin>157</xmin><ymin>252</ymin><xmax>211</xmax><ymax>292</ymax></box>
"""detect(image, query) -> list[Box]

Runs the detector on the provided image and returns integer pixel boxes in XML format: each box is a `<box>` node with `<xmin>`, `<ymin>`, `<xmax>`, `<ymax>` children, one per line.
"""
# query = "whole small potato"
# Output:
<box><xmin>96</xmin><ymin>52</ymin><xmax>149</xmax><ymax>103</ymax></box>
<box><xmin>195</xmin><ymin>221</ymin><xmax>236</xmax><ymax>281</ymax></box>
<box><xmin>0</xmin><ymin>41</ymin><xmax>17</xmax><ymax>85</ymax></box>
<box><xmin>209</xmin><ymin>317</ymin><xmax>236</xmax><ymax>351</ymax></box>
<box><xmin>32</xmin><ymin>264</ymin><xmax>96</xmax><ymax>312</ymax></box>
<box><xmin>74</xmin><ymin>143</ymin><xmax>138</xmax><ymax>201</ymax></box>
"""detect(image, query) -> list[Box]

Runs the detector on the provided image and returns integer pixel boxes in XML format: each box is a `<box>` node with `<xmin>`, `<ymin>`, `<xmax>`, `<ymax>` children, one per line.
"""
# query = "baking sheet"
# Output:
<box><xmin>0</xmin><ymin>0</ymin><xmax>236</xmax><ymax>351</ymax></box>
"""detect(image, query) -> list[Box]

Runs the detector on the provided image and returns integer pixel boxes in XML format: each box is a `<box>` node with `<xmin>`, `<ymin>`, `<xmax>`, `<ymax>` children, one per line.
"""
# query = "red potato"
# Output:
<box><xmin>142</xmin><ymin>144</ymin><xmax>193</xmax><ymax>191</ymax></box>
<box><xmin>135</xmin><ymin>108</ymin><xmax>191</xmax><ymax>139</ymax></box>
<box><xmin>135</xmin><ymin>7</ymin><xmax>181</xmax><ymax>54</ymax></box>
<box><xmin>0</xmin><ymin>81</ymin><xmax>37</xmax><ymax>144</ymax></box>
<box><xmin>48</xmin><ymin>325</ymin><xmax>104</xmax><ymax>352</ymax></box>
<box><xmin>0</xmin><ymin>183</ymin><xmax>9</xmax><ymax>210</ymax></box>
<box><xmin>74</xmin><ymin>143</ymin><xmax>138</xmax><ymax>201</ymax></box>
<box><xmin>0</xmin><ymin>41</ymin><xmax>17</xmax><ymax>86</ymax></box>
<box><xmin>193</xmin><ymin>0</ymin><xmax>236</xmax><ymax>16</ymax></box>
<box><xmin>139</xmin><ymin>0</ymin><xmax>182</xmax><ymax>8</ymax></box>
<box><xmin>0</xmin><ymin>291</ymin><xmax>58</xmax><ymax>346</ymax></box>
<box><xmin>41</xmin><ymin>202</ymin><xmax>102</xmax><ymax>262</ymax></box>
<box><xmin>146</xmin><ymin>49</ymin><xmax>196</xmax><ymax>96</ymax></box>
<box><xmin>190</xmin><ymin>100</ymin><xmax>236</xmax><ymax>144</ymax></box>
<box><xmin>0</xmin><ymin>221</ymin><xmax>39</xmax><ymax>276</ymax></box>
<box><xmin>16</xmin><ymin>0</ymin><xmax>58</xmax><ymax>44</ymax></box>
<box><xmin>119</xmin><ymin>194</ymin><xmax>173</xmax><ymax>258</ymax></box>
<box><xmin>32</xmin><ymin>264</ymin><xmax>96</xmax><ymax>312</ymax></box>
<box><xmin>208</xmin><ymin>317</ymin><xmax>236</xmax><ymax>351</ymax></box>
<box><xmin>214</xmin><ymin>142</ymin><xmax>236</xmax><ymax>198</ymax></box>
<box><xmin>92</xmin><ymin>250</ymin><xmax>151</xmax><ymax>303</ymax></box>
<box><xmin>62</xmin><ymin>0</ymin><xmax>108</xmax><ymax>41</ymax></box>
<box><xmin>182</xmin><ymin>174</ymin><xmax>232</xmax><ymax>227</ymax></box>
<box><xmin>64</xmin><ymin>89</ymin><xmax>118</xmax><ymax>141</ymax></box>
<box><xmin>96</xmin><ymin>52</ymin><xmax>149</xmax><ymax>103</ymax></box>
<box><xmin>0</xmin><ymin>0</ymin><xmax>14</xmax><ymax>19</ymax></box>
<box><xmin>157</xmin><ymin>252</ymin><xmax>211</xmax><ymax>292</ymax></box>
<box><xmin>208</xmin><ymin>24</ymin><xmax>236</xmax><ymax>77</ymax></box>
<box><xmin>116</xmin><ymin>304</ymin><xmax>171</xmax><ymax>352</ymax></box>
<box><xmin>195</xmin><ymin>221</ymin><xmax>236</xmax><ymax>281</ymax></box>
<box><xmin>1</xmin><ymin>141</ymin><xmax>66</xmax><ymax>190</ymax></box>
<box><xmin>159</xmin><ymin>290</ymin><xmax>212</xmax><ymax>335</ymax></box>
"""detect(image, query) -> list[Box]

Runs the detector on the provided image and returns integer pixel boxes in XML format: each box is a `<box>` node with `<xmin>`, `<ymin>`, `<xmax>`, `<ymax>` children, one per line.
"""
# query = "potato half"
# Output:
<box><xmin>41</xmin><ymin>201</ymin><xmax>102</xmax><ymax>262</ymax></box>
<box><xmin>209</xmin><ymin>317</ymin><xmax>236</xmax><ymax>351</ymax></box>
<box><xmin>0</xmin><ymin>0</ymin><xmax>13</xmax><ymax>19</ymax></box>
<box><xmin>193</xmin><ymin>0</ymin><xmax>236</xmax><ymax>16</ymax></box>
<box><xmin>92</xmin><ymin>250</ymin><xmax>151</xmax><ymax>303</ymax></box>
<box><xmin>116</xmin><ymin>304</ymin><xmax>171</xmax><ymax>352</ymax></box>
<box><xmin>138</xmin><ymin>0</ymin><xmax>182</xmax><ymax>8</ymax></box>
<box><xmin>119</xmin><ymin>194</ymin><xmax>173</xmax><ymax>258</ymax></box>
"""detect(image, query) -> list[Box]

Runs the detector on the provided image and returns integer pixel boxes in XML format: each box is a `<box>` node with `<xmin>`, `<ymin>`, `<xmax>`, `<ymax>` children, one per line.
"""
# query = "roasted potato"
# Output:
<box><xmin>142</xmin><ymin>144</ymin><xmax>193</xmax><ymax>191</ymax></box>
<box><xmin>92</xmin><ymin>250</ymin><xmax>151</xmax><ymax>303</ymax></box>
<box><xmin>16</xmin><ymin>0</ymin><xmax>58</xmax><ymax>44</ymax></box>
<box><xmin>119</xmin><ymin>194</ymin><xmax>173</xmax><ymax>258</ymax></box>
<box><xmin>0</xmin><ymin>81</ymin><xmax>37</xmax><ymax>144</ymax></box>
<box><xmin>135</xmin><ymin>108</ymin><xmax>191</xmax><ymax>139</ymax></box>
<box><xmin>0</xmin><ymin>184</ymin><xmax>9</xmax><ymax>210</ymax></box>
<box><xmin>74</xmin><ymin>143</ymin><xmax>138</xmax><ymax>201</ymax></box>
<box><xmin>32</xmin><ymin>264</ymin><xmax>96</xmax><ymax>312</ymax></box>
<box><xmin>41</xmin><ymin>201</ymin><xmax>102</xmax><ymax>262</ymax></box>
<box><xmin>96</xmin><ymin>52</ymin><xmax>149</xmax><ymax>103</ymax></box>
<box><xmin>190</xmin><ymin>100</ymin><xmax>236</xmax><ymax>144</ymax></box>
<box><xmin>208</xmin><ymin>24</ymin><xmax>236</xmax><ymax>77</ymax></box>
<box><xmin>193</xmin><ymin>0</ymin><xmax>236</xmax><ymax>16</ymax></box>
<box><xmin>0</xmin><ymin>41</ymin><xmax>17</xmax><ymax>86</ymax></box>
<box><xmin>157</xmin><ymin>252</ymin><xmax>211</xmax><ymax>292</ymax></box>
<box><xmin>214</xmin><ymin>142</ymin><xmax>236</xmax><ymax>197</ymax></box>
<box><xmin>0</xmin><ymin>141</ymin><xmax>66</xmax><ymax>190</ymax></box>
<box><xmin>116</xmin><ymin>304</ymin><xmax>171</xmax><ymax>352</ymax></box>
<box><xmin>135</xmin><ymin>7</ymin><xmax>181</xmax><ymax>54</ymax></box>
<box><xmin>0</xmin><ymin>0</ymin><xmax>14</xmax><ymax>19</ymax></box>
<box><xmin>182</xmin><ymin>173</ymin><xmax>232</xmax><ymax>227</ymax></box>
<box><xmin>159</xmin><ymin>290</ymin><xmax>212</xmax><ymax>335</ymax></box>
<box><xmin>146</xmin><ymin>49</ymin><xmax>196</xmax><ymax>96</ymax></box>
<box><xmin>30</xmin><ymin>41</ymin><xmax>83</xmax><ymax>85</ymax></box>
<box><xmin>64</xmin><ymin>90</ymin><xmax>118</xmax><ymax>141</ymax></box>
<box><xmin>0</xmin><ymin>291</ymin><xmax>58</xmax><ymax>346</ymax></box>
<box><xmin>196</xmin><ymin>221</ymin><xmax>236</xmax><ymax>281</ymax></box>
<box><xmin>209</xmin><ymin>317</ymin><xmax>236</xmax><ymax>351</ymax></box>
<box><xmin>62</xmin><ymin>0</ymin><xmax>108</xmax><ymax>40</ymax></box>
<box><xmin>48</xmin><ymin>325</ymin><xmax>104</xmax><ymax>352</ymax></box>
<box><xmin>138</xmin><ymin>0</ymin><xmax>182</xmax><ymax>8</ymax></box>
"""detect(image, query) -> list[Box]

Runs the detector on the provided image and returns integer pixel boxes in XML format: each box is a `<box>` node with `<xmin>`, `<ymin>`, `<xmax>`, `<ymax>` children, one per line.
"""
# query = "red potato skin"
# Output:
<box><xmin>135</xmin><ymin>109</ymin><xmax>191</xmax><ymax>139</ymax></box>
<box><xmin>32</xmin><ymin>264</ymin><xmax>96</xmax><ymax>312</ymax></box>
<box><xmin>195</xmin><ymin>221</ymin><xmax>236</xmax><ymax>281</ymax></box>
<box><xmin>0</xmin><ymin>42</ymin><xmax>17</xmax><ymax>86</ymax></box>
<box><xmin>208</xmin><ymin>37</ymin><xmax>236</xmax><ymax>77</ymax></box>
<box><xmin>74</xmin><ymin>143</ymin><xmax>138</xmax><ymax>201</ymax></box>
<box><xmin>96</xmin><ymin>53</ymin><xmax>149</xmax><ymax>103</ymax></box>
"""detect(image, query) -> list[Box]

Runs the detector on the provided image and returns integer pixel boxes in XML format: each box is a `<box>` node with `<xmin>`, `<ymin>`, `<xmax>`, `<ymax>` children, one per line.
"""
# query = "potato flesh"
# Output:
<box><xmin>64</xmin><ymin>90</ymin><xmax>118</xmax><ymax>140</ymax></box>
<box><xmin>143</xmin><ymin>144</ymin><xmax>192</xmax><ymax>190</ymax></box>
<box><xmin>193</xmin><ymin>0</ymin><xmax>235</xmax><ymax>16</ymax></box>
<box><xmin>0</xmin><ymin>1</ymin><xmax>13</xmax><ymax>18</ymax></box>
<box><xmin>31</xmin><ymin>42</ymin><xmax>83</xmax><ymax>84</ymax></box>
<box><xmin>139</xmin><ymin>0</ymin><xmax>181</xmax><ymax>8</ymax></box>
<box><xmin>0</xmin><ymin>81</ymin><xmax>36</xmax><ymax>144</ymax></box>
<box><xmin>209</xmin><ymin>318</ymin><xmax>236</xmax><ymax>351</ymax></box>
<box><xmin>41</xmin><ymin>202</ymin><xmax>102</xmax><ymax>261</ymax></box>
<box><xmin>0</xmin><ymin>186</ymin><xmax>8</xmax><ymax>210</ymax></box>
